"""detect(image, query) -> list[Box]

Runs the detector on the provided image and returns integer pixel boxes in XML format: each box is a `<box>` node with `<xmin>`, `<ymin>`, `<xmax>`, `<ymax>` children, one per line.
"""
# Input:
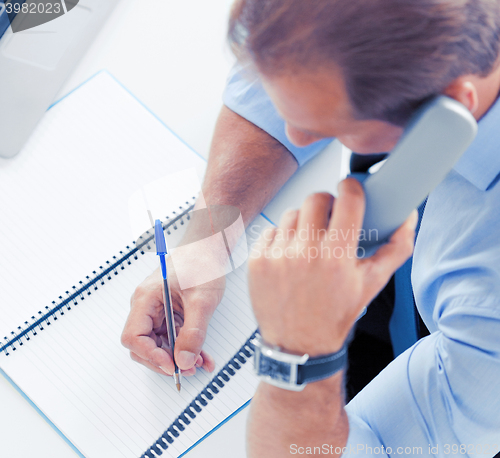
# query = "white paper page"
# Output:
<box><xmin>0</xmin><ymin>72</ymin><xmax>206</xmax><ymax>341</ymax></box>
<box><xmin>0</xmin><ymin>218</ymin><xmax>267</xmax><ymax>457</ymax></box>
<box><xmin>0</xmin><ymin>72</ymin><xmax>274</xmax><ymax>457</ymax></box>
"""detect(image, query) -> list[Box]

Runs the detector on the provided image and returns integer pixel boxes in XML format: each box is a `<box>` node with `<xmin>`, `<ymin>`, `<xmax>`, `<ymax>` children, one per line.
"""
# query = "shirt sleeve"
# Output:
<box><xmin>222</xmin><ymin>64</ymin><xmax>332</xmax><ymax>167</ymax></box>
<box><xmin>345</xmin><ymin>297</ymin><xmax>500</xmax><ymax>458</ymax></box>
<box><xmin>343</xmin><ymin>414</ymin><xmax>391</xmax><ymax>457</ymax></box>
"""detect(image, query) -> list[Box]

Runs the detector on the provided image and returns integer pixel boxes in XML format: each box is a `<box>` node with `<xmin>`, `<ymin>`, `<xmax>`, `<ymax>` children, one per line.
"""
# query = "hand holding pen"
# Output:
<box><xmin>122</xmin><ymin>217</ymin><xmax>220</xmax><ymax>383</ymax></box>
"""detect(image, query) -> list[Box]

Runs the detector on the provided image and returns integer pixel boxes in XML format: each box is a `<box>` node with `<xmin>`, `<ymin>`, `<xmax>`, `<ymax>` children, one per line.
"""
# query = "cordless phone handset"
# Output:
<box><xmin>351</xmin><ymin>96</ymin><xmax>478</xmax><ymax>258</ymax></box>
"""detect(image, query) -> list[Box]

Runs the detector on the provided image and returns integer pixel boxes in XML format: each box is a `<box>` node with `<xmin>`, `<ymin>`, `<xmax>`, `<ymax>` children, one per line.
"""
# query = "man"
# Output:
<box><xmin>121</xmin><ymin>0</ymin><xmax>500</xmax><ymax>455</ymax></box>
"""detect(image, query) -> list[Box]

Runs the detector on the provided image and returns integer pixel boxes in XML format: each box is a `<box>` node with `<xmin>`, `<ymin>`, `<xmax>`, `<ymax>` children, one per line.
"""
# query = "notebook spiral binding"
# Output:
<box><xmin>141</xmin><ymin>329</ymin><xmax>259</xmax><ymax>458</ymax></box>
<box><xmin>0</xmin><ymin>198</ymin><xmax>197</xmax><ymax>356</ymax></box>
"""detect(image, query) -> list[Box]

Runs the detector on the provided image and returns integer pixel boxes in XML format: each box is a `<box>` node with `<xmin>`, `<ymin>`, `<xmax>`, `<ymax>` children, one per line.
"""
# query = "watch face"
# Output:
<box><xmin>258</xmin><ymin>355</ymin><xmax>292</xmax><ymax>383</ymax></box>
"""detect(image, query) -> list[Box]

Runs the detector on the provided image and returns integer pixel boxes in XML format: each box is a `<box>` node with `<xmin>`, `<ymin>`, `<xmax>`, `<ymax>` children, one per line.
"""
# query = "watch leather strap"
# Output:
<box><xmin>253</xmin><ymin>332</ymin><xmax>349</xmax><ymax>390</ymax></box>
<box><xmin>296</xmin><ymin>345</ymin><xmax>348</xmax><ymax>385</ymax></box>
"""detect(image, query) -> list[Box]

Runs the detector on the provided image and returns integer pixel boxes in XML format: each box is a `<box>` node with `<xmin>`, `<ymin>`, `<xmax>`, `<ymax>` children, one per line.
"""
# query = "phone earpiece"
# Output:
<box><xmin>350</xmin><ymin>96</ymin><xmax>478</xmax><ymax>258</ymax></box>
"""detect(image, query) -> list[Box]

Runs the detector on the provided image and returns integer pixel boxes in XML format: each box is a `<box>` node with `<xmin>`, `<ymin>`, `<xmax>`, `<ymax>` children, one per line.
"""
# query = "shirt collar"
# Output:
<box><xmin>454</xmin><ymin>96</ymin><xmax>500</xmax><ymax>191</ymax></box>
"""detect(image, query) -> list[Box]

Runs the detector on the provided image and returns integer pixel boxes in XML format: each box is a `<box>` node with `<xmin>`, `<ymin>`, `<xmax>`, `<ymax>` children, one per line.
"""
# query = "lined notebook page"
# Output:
<box><xmin>0</xmin><ymin>71</ymin><xmax>206</xmax><ymax>340</ymax></box>
<box><xmin>0</xmin><ymin>222</ymin><xmax>264</xmax><ymax>457</ymax></box>
<box><xmin>0</xmin><ymin>71</ymin><xmax>270</xmax><ymax>457</ymax></box>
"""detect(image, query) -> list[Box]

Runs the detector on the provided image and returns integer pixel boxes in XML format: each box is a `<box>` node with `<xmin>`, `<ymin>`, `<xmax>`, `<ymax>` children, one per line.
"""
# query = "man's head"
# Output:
<box><xmin>228</xmin><ymin>0</ymin><xmax>500</xmax><ymax>152</ymax></box>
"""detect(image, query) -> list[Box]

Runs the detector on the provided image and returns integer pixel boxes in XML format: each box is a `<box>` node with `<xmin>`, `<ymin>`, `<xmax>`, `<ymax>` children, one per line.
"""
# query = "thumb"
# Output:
<box><xmin>174</xmin><ymin>303</ymin><xmax>214</xmax><ymax>370</ymax></box>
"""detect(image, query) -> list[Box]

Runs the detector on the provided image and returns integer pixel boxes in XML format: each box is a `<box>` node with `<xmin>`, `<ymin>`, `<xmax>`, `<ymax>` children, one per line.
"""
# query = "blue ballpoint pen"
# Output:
<box><xmin>154</xmin><ymin>219</ymin><xmax>181</xmax><ymax>392</ymax></box>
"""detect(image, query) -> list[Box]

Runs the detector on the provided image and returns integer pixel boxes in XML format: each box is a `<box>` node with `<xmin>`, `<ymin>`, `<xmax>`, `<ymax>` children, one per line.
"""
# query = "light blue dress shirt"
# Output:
<box><xmin>224</xmin><ymin>65</ymin><xmax>500</xmax><ymax>456</ymax></box>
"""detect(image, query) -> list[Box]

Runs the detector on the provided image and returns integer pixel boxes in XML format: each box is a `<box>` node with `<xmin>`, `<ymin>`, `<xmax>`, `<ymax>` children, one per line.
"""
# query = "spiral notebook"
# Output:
<box><xmin>0</xmin><ymin>71</ymin><xmax>269</xmax><ymax>457</ymax></box>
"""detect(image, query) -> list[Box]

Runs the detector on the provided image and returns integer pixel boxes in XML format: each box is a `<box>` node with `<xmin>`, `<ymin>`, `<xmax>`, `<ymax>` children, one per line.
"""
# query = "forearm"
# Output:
<box><xmin>173</xmin><ymin>105</ymin><xmax>297</xmax><ymax>286</ymax></box>
<box><xmin>247</xmin><ymin>373</ymin><xmax>349</xmax><ymax>457</ymax></box>
<box><xmin>200</xmin><ymin>105</ymin><xmax>298</xmax><ymax>226</ymax></box>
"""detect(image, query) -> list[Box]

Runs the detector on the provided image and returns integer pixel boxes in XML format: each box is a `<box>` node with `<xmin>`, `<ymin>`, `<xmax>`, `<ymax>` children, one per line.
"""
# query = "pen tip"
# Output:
<box><xmin>176</xmin><ymin>383</ymin><xmax>181</xmax><ymax>392</ymax></box>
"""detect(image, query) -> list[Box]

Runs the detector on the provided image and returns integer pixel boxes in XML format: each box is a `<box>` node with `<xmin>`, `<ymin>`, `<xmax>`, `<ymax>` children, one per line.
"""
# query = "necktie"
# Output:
<box><xmin>390</xmin><ymin>201</ymin><xmax>427</xmax><ymax>356</ymax></box>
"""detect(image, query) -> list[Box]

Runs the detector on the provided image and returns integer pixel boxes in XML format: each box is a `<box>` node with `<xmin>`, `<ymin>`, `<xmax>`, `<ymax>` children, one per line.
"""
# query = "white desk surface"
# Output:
<box><xmin>0</xmin><ymin>1</ymin><xmax>346</xmax><ymax>456</ymax></box>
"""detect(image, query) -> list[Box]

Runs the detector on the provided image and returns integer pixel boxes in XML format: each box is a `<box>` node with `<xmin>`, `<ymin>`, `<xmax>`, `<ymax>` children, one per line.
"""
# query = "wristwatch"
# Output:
<box><xmin>252</xmin><ymin>333</ymin><xmax>348</xmax><ymax>392</ymax></box>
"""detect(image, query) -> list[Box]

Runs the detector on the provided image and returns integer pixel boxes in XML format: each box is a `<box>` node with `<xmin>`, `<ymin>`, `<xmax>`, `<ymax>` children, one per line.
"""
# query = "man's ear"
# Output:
<box><xmin>444</xmin><ymin>79</ymin><xmax>479</xmax><ymax>115</ymax></box>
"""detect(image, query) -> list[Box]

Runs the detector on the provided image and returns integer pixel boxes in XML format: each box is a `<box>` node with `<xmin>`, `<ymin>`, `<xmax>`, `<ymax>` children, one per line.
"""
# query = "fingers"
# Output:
<box><xmin>360</xmin><ymin>210</ymin><xmax>418</xmax><ymax>294</ymax></box>
<box><xmin>262</xmin><ymin>227</ymin><xmax>277</xmax><ymax>248</ymax></box>
<box><xmin>174</xmin><ymin>328</ymin><xmax>208</xmax><ymax>371</ymax></box>
<box><xmin>328</xmin><ymin>178</ymin><xmax>365</xmax><ymax>247</ymax></box>
<box><xmin>269</xmin><ymin>208</ymin><xmax>299</xmax><ymax>248</ymax></box>
<box><xmin>130</xmin><ymin>351</ymin><xmax>172</xmax><ymax>375</ymax></box>
<box><xmin>121</xmin><ymin>320</ymin><xmax>174</xmax><ymax>372</ymax></box>
<box><xmin>199</xmin><ymin>350</ymin><xmax>216</xmax><ymax>372</ymax></box>
<box><xmin>279</xmin><ymin>208</ymin><xmax>299</xmax><ymax>231</ymax></box>
<box><xmin>122</xmin><ymin>277</ymin><xmax>174</xmax><ymax>372</ymax></box>
<box><xmin>252</xmin><ymin>227</ymin><xmax>276</xmax><ymax>257</ymax></box>
<box><xmin>123</xmin><ymin>293</ymin><xmax>212</xmax><ymax>376</ymax></box>
<box><xmin>130</xmin><ymin>350</ymin><xmax>197</xmax><ymax>377</ymax></box>
<box><xmin>124</xmin><ymin>253</ymin><xmax>222</xmax><ymax>377</ymax></box>
<box><xmin>174</xmin><ymin>294</ymin><xmax>216</xmax><ymax>371</ymax></box>
<box><xmin>251</xmin><ymin>193</ymin><xmax>333</xmax><ymax>258</ymax></box>
<box><xmin>297</xmin><ymin>193</ymin><xmax>334</xmax><ymax>237</ymax></box>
